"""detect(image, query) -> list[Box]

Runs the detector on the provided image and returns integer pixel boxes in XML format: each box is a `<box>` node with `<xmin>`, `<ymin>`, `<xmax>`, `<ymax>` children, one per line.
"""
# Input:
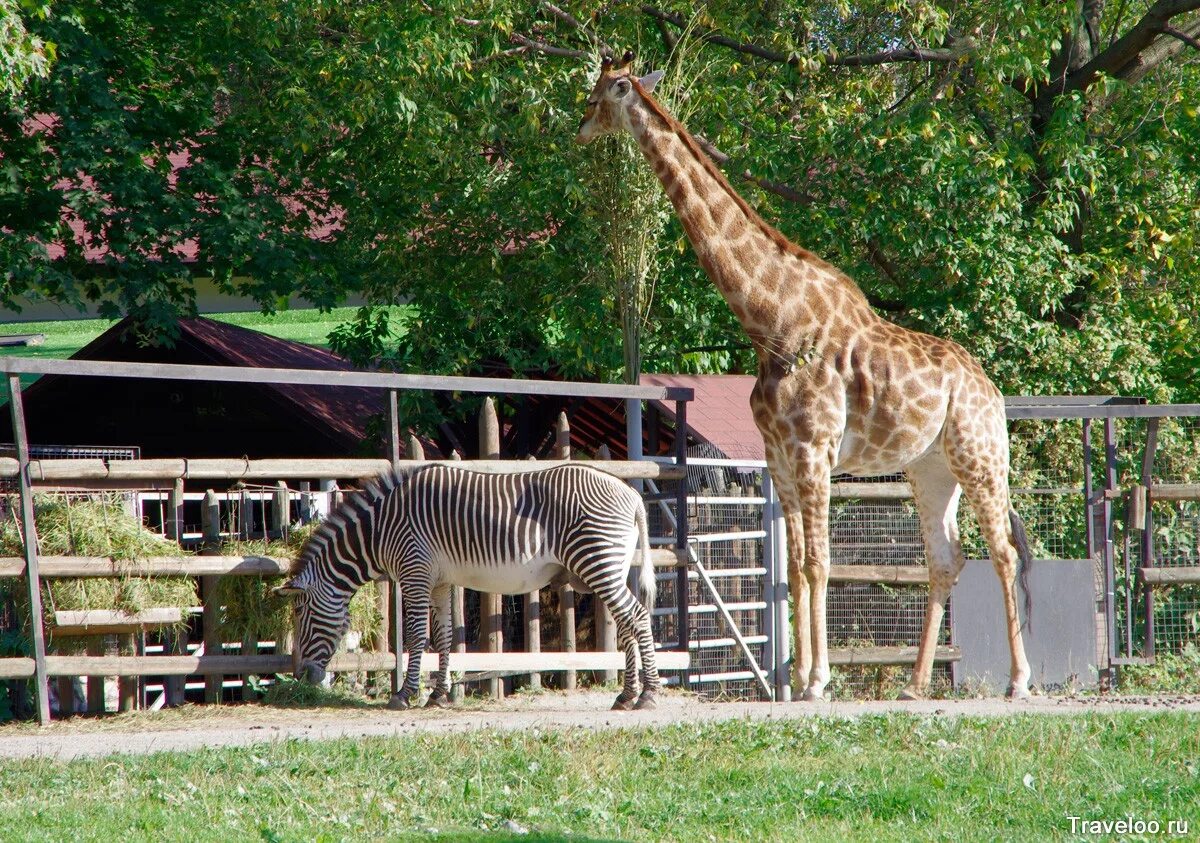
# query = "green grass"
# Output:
<box><xmin>0</xmin><ymin>305</ymin><xmax>410</xmax><ymax>361</ymax></box>
<box><xmin>1</xmin><ymin>713</ymin><xmax>1198</xmax><ymax>841</ymax></box>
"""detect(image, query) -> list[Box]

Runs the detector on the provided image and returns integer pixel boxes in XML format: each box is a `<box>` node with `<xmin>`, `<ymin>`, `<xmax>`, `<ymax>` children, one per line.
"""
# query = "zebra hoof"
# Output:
<box><xmin>386</xmin><ymin>692</ymin><xmax>412</xmax><ymax>711</ymax></box>
<box><xmin>424</xmin><ymin>693</ymin><xmax>451</xmax><ymax>709</ymax></box>
<box><xmin>633</xmin><ymin>692</ymin><xmax>657</xmax><ymax>711</ymax></box>
<box><xmin>611</xmin><ymin>694</ymin><xmax>637</xmax><ymax>711</ymax></box>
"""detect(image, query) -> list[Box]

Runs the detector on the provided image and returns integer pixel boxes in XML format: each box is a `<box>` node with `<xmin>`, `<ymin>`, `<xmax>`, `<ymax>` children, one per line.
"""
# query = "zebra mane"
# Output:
<box><xmin>287</xmin><ymin>469</ymin><xmax>412</xmax><ymax>581</ymax></box>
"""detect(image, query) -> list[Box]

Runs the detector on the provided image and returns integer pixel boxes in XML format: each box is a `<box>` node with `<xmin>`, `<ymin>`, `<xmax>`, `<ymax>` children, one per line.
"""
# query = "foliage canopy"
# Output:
<box><xmin>2</xmin><ymin>2</ymin><xmax>1199</xmax><ymax>399</ymax></box>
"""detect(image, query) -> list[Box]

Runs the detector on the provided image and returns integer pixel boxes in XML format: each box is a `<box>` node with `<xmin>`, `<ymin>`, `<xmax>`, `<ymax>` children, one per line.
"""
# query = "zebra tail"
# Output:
<box><xmin>1009</xmin><ymin>507</ymin><xmax>1033</xmax><ymax>634</ymax></box>
<box><xmin>636</xmin><ymin>502</ymin><xmax>656</xmax><ymax>611</ymax></box>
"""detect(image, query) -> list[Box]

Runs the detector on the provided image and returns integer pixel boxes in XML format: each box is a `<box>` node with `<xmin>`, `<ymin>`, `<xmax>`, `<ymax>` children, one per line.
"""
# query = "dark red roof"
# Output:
<box><xmin>644</xmin><ymin>374</ymin><xmax>762</xmax><ymax>461</ymax></box>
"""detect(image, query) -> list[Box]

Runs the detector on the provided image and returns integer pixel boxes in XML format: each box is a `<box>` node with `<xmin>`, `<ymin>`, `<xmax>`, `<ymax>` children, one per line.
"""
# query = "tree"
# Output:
<box><xmin>4</xmin><ymin>2</ymin><xmax>1200</xmax><ymax>405</ymax></box>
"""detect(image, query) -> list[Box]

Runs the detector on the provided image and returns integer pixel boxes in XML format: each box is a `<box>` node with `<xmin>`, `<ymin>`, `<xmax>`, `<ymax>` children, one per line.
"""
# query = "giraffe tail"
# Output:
<box><xmin>1009</xmin><ymin>507</ymin><xmax>1033</xmax><ymax>634</ymax></box>
<box><xmin>636</xmin><ymin>501</ymin><xmax>657</xmax><ymax>612</ymax></box>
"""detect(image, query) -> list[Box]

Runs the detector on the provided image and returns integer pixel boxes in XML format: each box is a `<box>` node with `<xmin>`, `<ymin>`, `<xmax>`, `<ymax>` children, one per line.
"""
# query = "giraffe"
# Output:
<box><xmin>576</xmin><ymin>53</ymin><xmax>1033</xmax><ymax>701</ymax></box>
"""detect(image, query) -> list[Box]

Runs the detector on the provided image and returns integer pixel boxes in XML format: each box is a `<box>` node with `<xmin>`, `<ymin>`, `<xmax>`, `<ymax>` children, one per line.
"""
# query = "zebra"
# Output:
<box><xmin>274</xmin><ymin>463</ymin><xmax>662</xmax><ymax>711</ymax></box>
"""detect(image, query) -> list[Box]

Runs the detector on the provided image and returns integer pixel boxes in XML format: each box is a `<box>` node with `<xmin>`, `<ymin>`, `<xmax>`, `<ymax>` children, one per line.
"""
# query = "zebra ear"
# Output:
<box><xmin>273</xmin><ymin>581</ymin><xmax>307</xmax><ymax>598</ymax></box>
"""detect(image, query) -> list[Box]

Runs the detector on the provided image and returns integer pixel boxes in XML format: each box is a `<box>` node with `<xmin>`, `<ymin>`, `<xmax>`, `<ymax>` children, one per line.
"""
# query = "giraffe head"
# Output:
<box><xmin>575</xmin><ymin>51</ymin><xmax>664</xmax><ymax>144</ymax></box>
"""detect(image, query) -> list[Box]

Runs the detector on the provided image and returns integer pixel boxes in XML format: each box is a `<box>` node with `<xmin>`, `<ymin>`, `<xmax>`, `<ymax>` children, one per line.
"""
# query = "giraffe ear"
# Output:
<box><xmin>612</xmin><ymin>77</ymin><xmax>632</xmax><ymax>97</ymax></box>
<box><xmin>638</xmin><ymin>70</ymin><xmax>665</xmax><ymax>92</ymax></box>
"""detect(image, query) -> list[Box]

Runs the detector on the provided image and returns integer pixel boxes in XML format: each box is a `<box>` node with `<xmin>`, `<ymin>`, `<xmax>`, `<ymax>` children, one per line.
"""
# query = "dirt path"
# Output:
<box><xmin>3</xmin><ymin>691</ymin><xmax>1199</xmax><ymax>761</ymax></box>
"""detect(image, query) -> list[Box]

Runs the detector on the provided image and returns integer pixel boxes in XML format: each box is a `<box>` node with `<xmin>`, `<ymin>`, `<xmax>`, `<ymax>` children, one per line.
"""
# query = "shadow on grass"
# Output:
<box><xmin>259</xmin><ymin>677</ymin><xmax>382</xmax><ymax>709</ymax></box>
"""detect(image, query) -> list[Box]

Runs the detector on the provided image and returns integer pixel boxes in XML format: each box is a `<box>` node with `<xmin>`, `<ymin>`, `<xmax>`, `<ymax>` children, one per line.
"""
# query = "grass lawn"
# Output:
<box><xmin>0</xmin><ymin>305</ymin><xmax>410</xmax><ymax>360</ymax></box>
<box><xmin>1</xmin><ymin>713</ymin><xmax>1197</xmax><ymax>841</ymax></box>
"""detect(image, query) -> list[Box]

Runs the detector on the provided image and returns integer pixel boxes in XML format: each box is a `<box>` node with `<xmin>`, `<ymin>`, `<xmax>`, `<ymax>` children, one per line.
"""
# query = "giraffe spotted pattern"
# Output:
<box><xmin>577</xmin><ymin>53</ymin><xmax>1032</xmax><ymax>701</ymax></box>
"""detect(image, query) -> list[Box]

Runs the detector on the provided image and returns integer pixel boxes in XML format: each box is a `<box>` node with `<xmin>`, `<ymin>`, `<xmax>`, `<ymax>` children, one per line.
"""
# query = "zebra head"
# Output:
<box><xmin>274</xmin><ymin>574</ymin><xmax>352</xmax><ymax>685</ymax></box>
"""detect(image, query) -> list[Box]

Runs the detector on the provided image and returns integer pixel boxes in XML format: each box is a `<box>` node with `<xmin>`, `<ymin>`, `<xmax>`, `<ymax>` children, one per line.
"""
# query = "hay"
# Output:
<box><xmin>215</xmin><ymin>522</ymin><xmax>384</xmax><ymax>649</ymax></box>
<box><xmin>0</xmin><ymin>494</ymin><xmax>197</xmax><ymax>637</ymax></box>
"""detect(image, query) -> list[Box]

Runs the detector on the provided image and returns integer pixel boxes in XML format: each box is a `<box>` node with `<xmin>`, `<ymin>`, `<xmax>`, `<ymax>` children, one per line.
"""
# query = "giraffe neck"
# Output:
<box><xmin>626</xmin><ymin>94</ymin><xmax>875</xmax><ymax>363</ymax></box>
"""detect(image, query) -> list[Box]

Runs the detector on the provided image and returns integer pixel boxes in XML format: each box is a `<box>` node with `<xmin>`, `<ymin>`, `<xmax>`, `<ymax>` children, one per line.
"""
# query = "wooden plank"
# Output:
<box><xmin>649</xmin><ymin>547</ymin><xmax>686</xmax><ymax>568</ymax></box>
<box><xmin>1149</xmin><ymin>484</ymin><xmax>1200</xmax><ymax>501</ymax></box>
<box><xmin>0</xmin><ymin>456</ymin><xmax>684</xmax><ymax>482</ymax></box>
<box><xmin>0</xmin><ymin>355</ymin><xmax>694</xmax><ymax>401</ymax></box>
<box><xmin>0</xmin><ymin>650</ymin><xmax>691</xmax><ymax>679</ymax></box>
<box><xmin>828</xmin><ymin>645</ymin><xmax>961</xmax><ymax>666</ymax></box>
<box><xmin>828</xmin><ymin>565</ymin><xmax>930</xmax><ymax>585</ymax></box>
<box><xmin>52</xmin><ymin>608</ymin><xmax>182</xmax><ymax>638</ymax></box>
<box><xmin>1140</xmin><ymin>566</ymin><xmax>1200</xmax><ymax>585</ymax></box>
<box><xmin>0</xmin><ymin>555</ymin><xmax>293</xmax><ymax>578</ymax></box>
<box><xmin>829</xmin><ymin>482</ymin><xmax>912</xmax><ymax>500</ymax></box>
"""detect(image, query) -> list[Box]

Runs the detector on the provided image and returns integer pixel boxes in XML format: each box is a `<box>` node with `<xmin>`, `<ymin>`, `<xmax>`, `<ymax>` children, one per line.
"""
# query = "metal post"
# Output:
<box><xmin>1103</xmin><ymin>417</ymin><xmax>1118</xmax><ymax>676</ymax></box>
<box><xmin>1141</xmin><ymin>418</ymin><xmax>1159</xmax><ymax>659</ymax></box>
<box><xmin>773</xmin><ymin>474</ymin><xmax>791</xmax><ymax>702</ymax></box>
<box><xmin>7</xmin><ymin>374</ymin><xmax>51</xmax><ymax>725</ymax></box>
<box><xmin>1082</xmin><ymin>418</ymin><xmax>1094</xmax><ymax>560</ymax></box>
<box><xmin>761</xmin><ymin>470</ymin><xmax>776</xmax><ymax>699</ymax></box>
<box><xmin>674</xmin><ymin>400</ymin><xmax>690</xmax><ymax>668</ymax></box>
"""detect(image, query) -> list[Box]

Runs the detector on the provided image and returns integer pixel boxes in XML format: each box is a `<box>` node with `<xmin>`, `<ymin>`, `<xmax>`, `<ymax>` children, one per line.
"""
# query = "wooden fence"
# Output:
<box><xmin>1</xmin><ymin>357</ymin><xmax>695</xmax><ymax>724</ymax></box>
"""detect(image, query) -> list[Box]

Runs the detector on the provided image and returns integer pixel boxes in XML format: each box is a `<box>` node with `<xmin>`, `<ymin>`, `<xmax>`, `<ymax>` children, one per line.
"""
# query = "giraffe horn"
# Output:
<box><xmin>601</xmin><ymin>54</ymin><xmax>613</xmax><ymax>68</ymax></box>
<box><xmin>617</xmin><ymin>49</ymin><xmax>634</xmax><ymax>69</ymax></box>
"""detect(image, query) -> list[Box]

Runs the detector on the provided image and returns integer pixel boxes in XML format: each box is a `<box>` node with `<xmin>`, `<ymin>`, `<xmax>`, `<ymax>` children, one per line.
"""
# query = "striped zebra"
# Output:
<box><xmin>275</xmin><ymin>463</ymin><xmax>662</xmax><ymax>711</ymax></box>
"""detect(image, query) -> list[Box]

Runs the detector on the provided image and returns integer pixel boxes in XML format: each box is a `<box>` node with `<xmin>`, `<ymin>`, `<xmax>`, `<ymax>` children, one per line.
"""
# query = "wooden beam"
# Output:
<box><xmin>51</xmin><ymin>608</ymin><xmax>183</xmax><ymax>638</ymax></box>
<box><xmin>827</xmin><ymin>645</ymin><xmax>961</xmax><ymax>666</ymax></box>
<box><xmin>0</xmin><ymin>355</ymin><xmax>695</xmax><ymax>401</ymax></box>
<box><xmin>0</xmin><ymin>555</ymin><xmax>293</xmax><ymax>578</ymax></box>
<box><xmin>828</xmin><ymin>565</ymin><xmax>930</xmax><ymax>585</ymax></box>
<box><xmin>0</xmin><ymin>457</ymin><xmax>685</xmax><ymax>482</ymax></box>
<box><xmin>0</xmin><ymin>650</ymin><xmax>692</xmax><ymax>679</ymax></box>
<box><xmin>1149</xmin><ymin>484</ymin><xmax>1200</xmax><ymax>501</ymax></box>
<box><xmin>1140</xmin><ymin>566</ymin><xmax>1200</xmax><ymax>585</ymax></box>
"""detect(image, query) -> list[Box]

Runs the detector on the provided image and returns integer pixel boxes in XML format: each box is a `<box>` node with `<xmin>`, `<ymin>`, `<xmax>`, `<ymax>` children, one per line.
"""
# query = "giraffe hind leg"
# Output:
<box><xmin>901</xmin><ymin>455</ymin><xmax>965</xmax><ymax>701</ymax></box>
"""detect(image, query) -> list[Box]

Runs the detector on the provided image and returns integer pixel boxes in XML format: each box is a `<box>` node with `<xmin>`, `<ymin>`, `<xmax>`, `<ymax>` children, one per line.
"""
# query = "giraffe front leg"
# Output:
<box><xmin>798</xmin><ymin>462</ymin><xmax>832</xmax><ymax>702</ymax></box>
<box><xmin>388</xmin><ymin>583</ymin><xmax>428</xmax><ymax>710</ymax></box>
<box><xmin>425</xmin><ymin>585</ymin><xmax>453</xmax><ymax>709</ymax></box>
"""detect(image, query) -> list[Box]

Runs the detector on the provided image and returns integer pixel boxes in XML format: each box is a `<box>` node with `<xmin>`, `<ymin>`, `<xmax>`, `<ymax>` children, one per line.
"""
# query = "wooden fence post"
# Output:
<box><xmin>553</xmin><ymin>412</ymin><xmax>576</xmax><ymax>690</ymax></box>
<box><xmin>86</xmin><ymin>638</ymin><xmax>105</xmax><ymax>713</ymax></box>
<box><xmin>595</xmin><ymin>444</ymin><xmax>618</xmax><ymax>685</ymax></box>
<box><xmin>524</xmin><ymin>451</ymin><xmax>541</xmax><ymax>692</ymax></box>
<box><xmin>479</xmin><ymin>398</ymin><xmax>504</xmax><ymax>699</ymax></box>
<box><xmin>164</xmin><ymin>478</ymin><xmax>187</xmax><ymax>706</ymax></box>
<box><xmin>200</xmin><ymin>490</ymin><xmax>222</xmax><ymax>704</ymax></box>
<box><xmin>6</xmin><ymin>374</ymin><xmax>51</xmax><ymax>725</ymax></box>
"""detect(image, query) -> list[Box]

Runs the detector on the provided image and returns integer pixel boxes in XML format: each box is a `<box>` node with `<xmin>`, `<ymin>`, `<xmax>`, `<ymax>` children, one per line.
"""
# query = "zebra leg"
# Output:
<box><xmin>611</xmin><ymin>623</ymin><xmax>641</xmax><ymax>711</ymax></box>
<box><xmin>388</xmin><ymin>584</ymin><xmax>429</xmax><ymax>710</ymax></box>
<box><xmin>627</xmin><ymin>600</ymin><xmax>661</xmax><ymax>710</ymax></box>
<box><xmin>574</xmin><ymin>554</ymin><xmax>647</xmax><ymax>712</ymax></box>
<box><xmin>425</xmin><ymin>584</ymin><xmax>452</xmax><ymax>709</ymax></box>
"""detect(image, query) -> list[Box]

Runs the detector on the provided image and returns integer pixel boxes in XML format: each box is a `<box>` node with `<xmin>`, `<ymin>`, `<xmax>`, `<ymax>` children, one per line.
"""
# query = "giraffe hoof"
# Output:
<box><xmin>424</xmin><ymin>693</ymin><xmax>451</xmax><ymax>709</ymax></box>
<box><xmin>1006</xmin><ymin>685</ymin><xmax>1031</xmax><ymax>701</ymax></box>
<box><xmin>896</xmin><ymin>687</ymin><xmax>923</xmax><ymax>702</ymax></box>
<box><xmin>611</xmin><ymin>694</ymin><xmax>637</xmax><ymax>711</ymax></box>
<box><xmin>386</xmin><ymin>692</ymin><xmax>412</xmax><ymax>711</ymax></box>
<box><xmin>801</xmin><ymin>688</ymin><xmax>827</xmax><ymax>702</ymax></box>
<box><xmin>633</xmin><ymin>692</ymin><xmax>657</xmax><ymax>711</ymax></box>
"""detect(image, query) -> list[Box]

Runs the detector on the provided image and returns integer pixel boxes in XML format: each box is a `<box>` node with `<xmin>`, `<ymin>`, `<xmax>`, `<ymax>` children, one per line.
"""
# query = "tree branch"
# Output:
<box><xmin>640</xmin><ymin>5</ymin><xmax>967</xmax><ymax>69</ymax></box>
<box><xmin>508</xmin><ymin>33</ymin><xmax>589</xmax><ymax>59</ymax></box>
<box><xmin>1164</xmin><ymin>23</ymin><xmax>1200</xmax><ymax>50</ymax></box>
<box><xmin>693</xmin><ymin>134</ymin><xmax>815</xmax><ymax>206</ymax></box>
<box><xmin>539</xmin><ymin>2</ymin><xmax>612</xmax><ymax>54</ymax></box>
<box><xmin>1066</xmin><ymin>0</ymin><xmax>1200</xmax><ymax>91</ymax></box>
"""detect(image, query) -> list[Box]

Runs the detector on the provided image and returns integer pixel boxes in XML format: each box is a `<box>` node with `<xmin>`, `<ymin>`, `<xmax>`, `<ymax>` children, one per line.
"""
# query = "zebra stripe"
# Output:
<box><xmin>278</xmin><ymin>464</ymin><xmax>661</xmax><ymax>710</ymax></box>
